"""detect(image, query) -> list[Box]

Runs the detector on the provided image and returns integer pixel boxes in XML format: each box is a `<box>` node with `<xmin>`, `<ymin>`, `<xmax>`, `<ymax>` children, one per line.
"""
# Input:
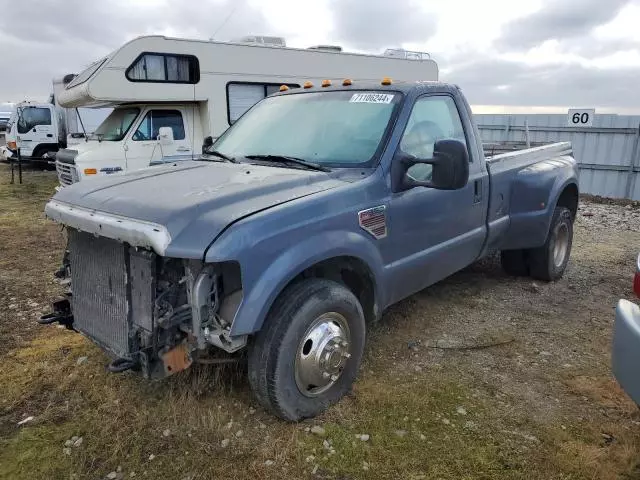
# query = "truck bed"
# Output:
<box><xmin>483</xmin><ymin>142</ymin><xmax>576</xmax><ymax>254</ymax></box>
<box><xmin>485</xmin><ymin>141</ymin><xmax>572</xmax><ymax>164</ymax></box>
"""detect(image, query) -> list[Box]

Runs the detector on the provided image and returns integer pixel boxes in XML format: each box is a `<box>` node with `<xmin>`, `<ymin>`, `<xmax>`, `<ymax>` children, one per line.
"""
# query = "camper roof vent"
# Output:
<box><xmin>308</xmin><ymin>45</ymin><xmax>343</xmax><ymax>53</ymax></box>
<box><xmin>383</xmin><ymin>48</ymin><xmax>431</xmax><ymax>60</ymax></box>
<box><xmin>236</xmin><ymin>35</ymin><xmax>287</xmax><ymax>47</ymax></box>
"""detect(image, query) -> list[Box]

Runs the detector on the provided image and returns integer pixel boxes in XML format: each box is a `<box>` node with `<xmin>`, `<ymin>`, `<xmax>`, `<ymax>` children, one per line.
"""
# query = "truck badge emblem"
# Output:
<box><xmin>358</xmin><ymin>205</ymin><xmax>387</xmax><ymax>239</ymax></box>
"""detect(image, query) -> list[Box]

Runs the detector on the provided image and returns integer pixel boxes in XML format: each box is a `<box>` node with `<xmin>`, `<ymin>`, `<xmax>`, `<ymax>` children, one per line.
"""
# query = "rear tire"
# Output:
<box><xmin>528</xmin><ymin>206</ymin><xmax>573</xmax><ymax>281</ymax></box>
<box><xmin>248</xmin><ymin>278</ymin><xmax>366</xmax><ymax>421</ymax></box>
<box><xmin>500</xmin><ymin>249</ymin><xmax>529</xmax><ymax>276</ymax></box>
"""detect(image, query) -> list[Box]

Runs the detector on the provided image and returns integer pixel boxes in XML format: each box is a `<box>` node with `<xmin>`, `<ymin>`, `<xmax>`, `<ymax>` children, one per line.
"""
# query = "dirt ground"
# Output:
<box><xmin>1</xmin><ymin>166</ymin><xmax>639</xmax><ymax>480</ymax></box>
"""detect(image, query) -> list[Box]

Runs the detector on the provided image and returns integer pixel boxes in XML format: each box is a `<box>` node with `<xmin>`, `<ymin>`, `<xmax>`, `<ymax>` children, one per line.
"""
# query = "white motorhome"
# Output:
<box><xmin>55</xmin><ymin>35</ymin><xmax>438</xmax><ymax>186</ymax></box>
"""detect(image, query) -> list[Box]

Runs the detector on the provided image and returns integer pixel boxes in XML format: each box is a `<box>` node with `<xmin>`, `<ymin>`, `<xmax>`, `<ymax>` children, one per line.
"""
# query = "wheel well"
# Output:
<box><xmin>32</xmin><ymin>144</ymin><xmax>58</xmax><ymax>158</ymax></box>
<box><xmin>294</xmin><ymin>256</ymin><xmax>378</xmax><ymax>324</ymax></box>
<box><xmin>556</xmin><ymin>183</ymin><xmax>579</xmax><ymax>220</ymax></box>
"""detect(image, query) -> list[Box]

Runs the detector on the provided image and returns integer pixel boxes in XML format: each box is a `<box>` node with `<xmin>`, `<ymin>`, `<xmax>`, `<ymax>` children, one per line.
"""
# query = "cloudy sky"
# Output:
<box><xmin>0</xmin><ymin>0</ymin><xmax>639</xmax><ymax>113</ymax></box>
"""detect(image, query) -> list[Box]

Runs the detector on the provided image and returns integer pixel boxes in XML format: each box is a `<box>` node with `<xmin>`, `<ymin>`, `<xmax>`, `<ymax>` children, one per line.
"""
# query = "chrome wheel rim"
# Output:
<box><xmin>295</xmin><ymin>312</ymin><xmax>351</xmax><ymax>397</ymax></box>
<box><xmin>553</xmin><ymin>223</ymin><xmax>569</xmax><ymax>268</ymax></box>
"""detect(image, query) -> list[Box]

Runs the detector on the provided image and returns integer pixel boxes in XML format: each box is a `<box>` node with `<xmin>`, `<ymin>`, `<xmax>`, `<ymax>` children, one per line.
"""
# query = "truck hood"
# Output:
<box><xmin>46</xmin><ymin>161</ymin><xmax>345</xmax><ymax>258</ymax></box>
<box><xmin>62</xmin><ymin>139</ymin><xmax>123</xmax><ymax>158</ymax></box>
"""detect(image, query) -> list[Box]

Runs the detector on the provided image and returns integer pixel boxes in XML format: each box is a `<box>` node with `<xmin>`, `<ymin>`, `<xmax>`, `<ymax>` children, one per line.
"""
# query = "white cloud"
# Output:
<box><xmin>0</xmin><ymin>0</ymin><xmax>639</xmax><ymax>111</ymax></box>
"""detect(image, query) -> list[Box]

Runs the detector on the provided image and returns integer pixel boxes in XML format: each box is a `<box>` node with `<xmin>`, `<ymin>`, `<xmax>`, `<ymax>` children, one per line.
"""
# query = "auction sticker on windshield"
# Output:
<box><xmin>349</xmin><ymin>93</ymin><xmax>395</xmax><ymax>104</ymax></box>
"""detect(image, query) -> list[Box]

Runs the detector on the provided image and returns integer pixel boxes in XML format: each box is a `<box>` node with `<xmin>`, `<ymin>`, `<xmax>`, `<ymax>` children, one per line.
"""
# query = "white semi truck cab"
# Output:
<box><xmin>2</xmin><ymin>75</ymin><xmax>110</xmax><ymax>165</ymax></box>
<box><xmin>4</xmin><ymin>102</ymin><xmax>64</xmax><ymax>164</ymax></box>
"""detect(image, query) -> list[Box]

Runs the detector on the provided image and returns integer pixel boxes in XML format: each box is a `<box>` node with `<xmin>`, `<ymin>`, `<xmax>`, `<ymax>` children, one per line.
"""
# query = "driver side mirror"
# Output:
<box><xmin>157</xmin><ymin>127</ymin><xmax>174</xmax><ymax>146</ymax></box>
<box><xmin>392</xmin><ymin>139</ymin><xmax>470</xmax><ymax>192</ymax></box>
<box><xmin>202</xmin><ymin>135</ymin><xmax>214</xmax><ymax>154</ymax></box>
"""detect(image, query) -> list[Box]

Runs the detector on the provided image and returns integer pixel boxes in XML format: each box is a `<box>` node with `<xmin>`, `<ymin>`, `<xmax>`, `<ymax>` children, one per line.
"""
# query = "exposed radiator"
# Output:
<box><xmin>68</xmin><ymin>230</ymin><xmax>134</xmax><ymax>358</ymax></box>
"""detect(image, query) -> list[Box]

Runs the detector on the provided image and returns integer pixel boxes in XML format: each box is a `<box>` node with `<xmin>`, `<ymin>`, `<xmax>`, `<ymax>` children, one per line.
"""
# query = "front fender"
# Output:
<box><xmin>227</xmin><ymin>230</ymin><xmax>386</xmax><ymax>336</ymax></box>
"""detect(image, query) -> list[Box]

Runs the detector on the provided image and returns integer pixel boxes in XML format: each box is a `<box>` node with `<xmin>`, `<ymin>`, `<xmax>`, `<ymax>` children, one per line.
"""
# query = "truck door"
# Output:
<box><xmin>384</xmin><ymin>94</ymin><xmax>487</xmax><ymax>303</ymax></box>
<box><xmin>124</xmin><ymin>108</ymin><xmax>193</xmax><ymax>170</ymax></box>
<box><xmin>16</xmin><ymin>106</ymin><xmax>55</xmax><ymax>158</ymax></box>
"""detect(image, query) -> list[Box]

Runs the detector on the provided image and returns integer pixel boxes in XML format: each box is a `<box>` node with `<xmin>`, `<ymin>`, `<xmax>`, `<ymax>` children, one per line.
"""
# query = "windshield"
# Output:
<box><xmin>17</xmin><ymin>107</ymin><xmax>52</xmax><ymax>134</ymax></box>
<box><xmin>93</xmin><ymin>107</ymin><xmax>140</xmax><ymax>141</ymax></box>
<box><xmin>210</xmin><ymin>90</ymin><xmax>401</xmax><ymax>167</ymax></box>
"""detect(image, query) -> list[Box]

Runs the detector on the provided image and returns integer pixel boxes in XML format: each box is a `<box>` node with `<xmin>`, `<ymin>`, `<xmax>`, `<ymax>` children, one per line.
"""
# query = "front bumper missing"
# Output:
<box><xmin>39</xmin><ymin>299</ymin><xmax>141</xmax><ymax>374</ymax></box>
<box><xmin>39</xmin><ymin>300</ymin><xmax>194</xmax><ymax>378</ymax></box>
<box><xmin>38</xmin><ymin>296</ymin><xmax>74</xmax><ymax>329</ymax></box>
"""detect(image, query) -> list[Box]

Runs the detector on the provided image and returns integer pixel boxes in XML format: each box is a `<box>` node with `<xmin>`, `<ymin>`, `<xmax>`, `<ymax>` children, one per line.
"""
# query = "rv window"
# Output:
<box><xmin>17</xmin><ymin>107</ymin><xmax>52</xmax><ymax>134</ymax></box>
<box><xmin>227</xmin><ymin>82</ymin><xmax>300</xmax><ymax>124</ymax></box>
<box><xmin>126</xmin><ymin>53</ymin><xmax>199</xmax><ymax>84</ymax></box>
<box><xmin>132</xmin><ymin>110</ymin><xmax>185</xmax><ymax>141</ymax></box>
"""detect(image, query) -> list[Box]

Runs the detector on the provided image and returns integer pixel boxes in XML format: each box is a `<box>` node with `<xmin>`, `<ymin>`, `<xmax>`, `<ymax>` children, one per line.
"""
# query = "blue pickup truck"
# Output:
<box><xmin>42</xmin><ymin>80</ymin><xmax>579</xmax><ymax>420</ymax></box>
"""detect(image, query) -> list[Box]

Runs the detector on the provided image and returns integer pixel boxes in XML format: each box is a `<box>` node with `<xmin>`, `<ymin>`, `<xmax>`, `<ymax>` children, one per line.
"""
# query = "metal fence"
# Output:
<box><xmin>475</xmin><ymin>114</ymin><xmax>640</xmax><ymax>201</ymax></box>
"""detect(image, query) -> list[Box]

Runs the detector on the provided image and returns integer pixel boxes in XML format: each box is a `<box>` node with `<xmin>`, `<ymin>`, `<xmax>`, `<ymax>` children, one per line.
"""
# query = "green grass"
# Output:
<box><xmin>1</xmin><ymin>166</ymin><xmax>640</xmax><ymax>479</ymax></box>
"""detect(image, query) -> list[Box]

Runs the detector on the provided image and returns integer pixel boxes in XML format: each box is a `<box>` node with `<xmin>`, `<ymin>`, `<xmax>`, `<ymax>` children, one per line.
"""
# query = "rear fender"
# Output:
<box><xmin>227</xmin><ymin>230</ymin><xmax>385</xmax><ymax>336</ymax></box>
<box><xmin>500</xmin><ymin>157</ymin><xmax>578</xmax><ymax>250</ymax></box>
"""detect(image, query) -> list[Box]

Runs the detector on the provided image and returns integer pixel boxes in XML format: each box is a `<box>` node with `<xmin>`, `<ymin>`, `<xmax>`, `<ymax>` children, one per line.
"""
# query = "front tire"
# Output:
<box><xmin>248</xmin><ymin>278</ymin><xmax>366</xmax><ymax>421</ymax></box>
<box><xmin>528</xmin><ymin>206</ymin><xmax>573</xmax><ymax>281</ymax></box>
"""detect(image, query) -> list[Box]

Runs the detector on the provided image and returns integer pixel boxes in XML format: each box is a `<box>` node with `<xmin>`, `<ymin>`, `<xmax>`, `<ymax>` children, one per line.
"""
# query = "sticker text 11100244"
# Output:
<box><xmin>349</xmin><ymin>93</ymin><xmax>395</xmax><ymax>104</ymax></box>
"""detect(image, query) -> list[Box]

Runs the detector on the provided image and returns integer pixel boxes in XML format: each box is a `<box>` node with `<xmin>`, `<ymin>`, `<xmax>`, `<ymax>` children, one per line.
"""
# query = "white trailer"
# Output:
<box><xmin>55</xmin><ymin>35</ymin><xmax>438</xmax><ymax>186</ymax></box>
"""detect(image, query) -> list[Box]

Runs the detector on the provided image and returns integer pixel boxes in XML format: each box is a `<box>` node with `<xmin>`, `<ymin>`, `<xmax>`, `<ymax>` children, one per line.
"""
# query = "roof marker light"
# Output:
<box><xmin>279</xmin><ymin>85</ymin><xmax>289</xmax><ymax>92</ymax></box>
<box><xmin>303</xmin><ymin>81</ymin><xmax>313</xmax><ymax>89</ymax></box>
<box><xmin>321</xmin><ymin>79</ymin><xmax>331</xmax><ymax>87</ymax></box>
<box><xmin>381</xmin><ymin>77</ymin><xmax>392</xmax><ymax>85</ymax></box>
<box><xmin>342</xmin><ymin>79</ymin><xmax>353</xmax><ymax>86</ymax></box>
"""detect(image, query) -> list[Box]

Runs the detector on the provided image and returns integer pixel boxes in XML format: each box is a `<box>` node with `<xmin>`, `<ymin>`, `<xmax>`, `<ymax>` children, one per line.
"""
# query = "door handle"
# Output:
<box><xmin>473</xmin><ymin>179</ymin><xmax>482</xmax><ymax>204</ymax></box>
<box><xmin>46</xmin><ymin>134</ymin><xmax>53</xmax><ymax>138</ymax></box>
<box><xmin>176</xmin><ymin>147</ymin><xmax>191</xmax><ymax>152</ymax></box>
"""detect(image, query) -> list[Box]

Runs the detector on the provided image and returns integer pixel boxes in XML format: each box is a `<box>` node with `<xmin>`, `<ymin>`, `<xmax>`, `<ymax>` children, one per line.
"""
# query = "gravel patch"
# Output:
<box><xmin>577</xmin><ymin>199</ymin><xmax>640</xmax><ymax>232</ymax></box>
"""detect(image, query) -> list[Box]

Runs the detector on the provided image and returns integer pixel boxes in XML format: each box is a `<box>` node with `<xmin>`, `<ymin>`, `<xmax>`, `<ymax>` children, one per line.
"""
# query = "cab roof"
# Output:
<box><xmin>274</xmin><ymin>80</ymin><xmax>459</xmax><ymax>96</ymax></box>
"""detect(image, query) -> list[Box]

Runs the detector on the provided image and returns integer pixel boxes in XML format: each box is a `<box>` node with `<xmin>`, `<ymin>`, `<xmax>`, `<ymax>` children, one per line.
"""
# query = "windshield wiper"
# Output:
<box><xmin>202</xmin><ymin>150</ymin><xmax>239</xmax><ymax>163</ymax></box>
<box><xmin>244</xmin><ymin>154</ymin><xmax>330</xmax><ymax>172</ymax></box>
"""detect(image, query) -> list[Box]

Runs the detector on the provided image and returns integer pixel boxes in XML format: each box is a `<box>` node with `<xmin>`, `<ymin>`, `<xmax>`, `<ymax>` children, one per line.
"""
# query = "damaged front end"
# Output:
<box><xmin>41</xmin><ymin>228</ymin><xmax>245</xmax><ymax>378</ymax></box>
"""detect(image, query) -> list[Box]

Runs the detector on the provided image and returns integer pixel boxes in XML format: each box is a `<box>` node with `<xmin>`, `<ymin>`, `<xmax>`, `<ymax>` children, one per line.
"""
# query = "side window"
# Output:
<box><xmin>227</xmin><ymin>82</ymin><xmax>300</xmax><ymax>124</ymax></box>
<box><xmin>126</xmin><ymin>53</ymin><xmax>199</xmax><ymax>84</ymax></box>
<box><xmin>132</xmin><ymin>110</ymin><xmax>185</xmax><ymax>141</ymax></box>
<box><xmin>17</xmin><ymin>107</ymin><xmax>52</xmax><ymax>134</ymax></box>
<box><xmin>400</xmin><ymin>96</ymin><xmax>467</xmax><ymax>182</ymax></box>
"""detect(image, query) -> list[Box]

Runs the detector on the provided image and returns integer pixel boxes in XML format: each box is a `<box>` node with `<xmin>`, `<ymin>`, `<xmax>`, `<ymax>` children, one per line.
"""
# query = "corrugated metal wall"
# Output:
<box><xmin>475</xmin><ymin>114</ymin><xmax>640</xmax><ymax>201</ymax></box>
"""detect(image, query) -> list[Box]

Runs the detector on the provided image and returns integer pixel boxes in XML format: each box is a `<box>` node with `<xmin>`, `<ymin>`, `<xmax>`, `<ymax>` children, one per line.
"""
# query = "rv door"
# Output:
<box><xmin>124</xmin><ymin>107</ymin><xmax>193</xmax><ymax>170</ymax></box>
